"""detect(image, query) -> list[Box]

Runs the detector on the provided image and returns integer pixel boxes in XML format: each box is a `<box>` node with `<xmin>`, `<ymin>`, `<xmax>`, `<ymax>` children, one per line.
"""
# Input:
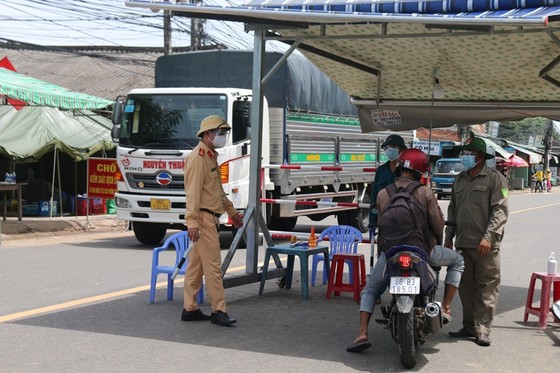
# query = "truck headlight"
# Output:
<box><xmin>431</xmin><ymin>181</ymin><xmax>437</xmax><ymax>188</ymax></box>
<box><xmin>115</xmin><ymin>196</ymin><xmax>131</xmax><ymax>208</ymax></box>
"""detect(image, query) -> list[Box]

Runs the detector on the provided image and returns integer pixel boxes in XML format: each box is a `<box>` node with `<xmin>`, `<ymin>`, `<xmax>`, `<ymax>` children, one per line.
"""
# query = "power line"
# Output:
<box><xmin>0</xmin><ymin>0</ymin><xmax>288</xmax><ymax>51</ymax></box>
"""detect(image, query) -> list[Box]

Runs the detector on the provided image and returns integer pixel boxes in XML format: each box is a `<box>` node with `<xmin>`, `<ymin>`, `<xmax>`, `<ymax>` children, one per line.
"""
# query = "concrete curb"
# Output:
<box><xmin>0</xmin><ymin>215</ymin><xmax>128</xmax><ymax>241</ymax></box>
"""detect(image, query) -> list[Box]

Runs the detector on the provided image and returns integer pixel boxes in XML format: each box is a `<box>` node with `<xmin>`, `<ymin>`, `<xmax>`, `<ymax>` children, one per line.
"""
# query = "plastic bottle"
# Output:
<box><xmin>4</xmin><ymin>172</ymin><xmax>8</xmax><ymax>183</ymax></box>
<box><xmin>12</xmin><ymin>171</ymin><xmax>16</xmax><ymax>183</ymax></box>
<box><xmin>548</xmin><ymin>252</ymin><xmax>557</xmax><ymax>276</ymax></box>
<box><xmin>308</xmin><ymin>226</ymin><xmax>317</xmax><ymax>248</ymax></box>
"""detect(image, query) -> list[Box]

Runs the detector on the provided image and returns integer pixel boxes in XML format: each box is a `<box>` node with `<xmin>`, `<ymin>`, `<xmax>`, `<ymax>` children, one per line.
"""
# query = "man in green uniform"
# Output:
<box><xmin>181</xmin><ymin>115</ymin><xmax>243</xmax><ymax>326</ymax></box>
<box><xmin>445</xmin><ymin>137</ymin><xmax>509</xmax><ymax>346</ymax></box>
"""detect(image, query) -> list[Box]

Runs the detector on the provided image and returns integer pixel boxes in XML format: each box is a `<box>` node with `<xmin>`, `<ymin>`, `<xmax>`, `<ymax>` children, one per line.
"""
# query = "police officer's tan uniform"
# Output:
<box><xmin>183</xmin><ymin>116</ymin><xmax>239</xmax><ymax>318</ymax></box>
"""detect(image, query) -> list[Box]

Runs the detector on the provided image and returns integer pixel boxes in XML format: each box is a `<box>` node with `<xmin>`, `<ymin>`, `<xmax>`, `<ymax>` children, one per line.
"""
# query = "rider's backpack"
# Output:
<box><xmin>377</xmin><ymin>181</ymin><xmax>432</xmax><ymax>253</ymax></box>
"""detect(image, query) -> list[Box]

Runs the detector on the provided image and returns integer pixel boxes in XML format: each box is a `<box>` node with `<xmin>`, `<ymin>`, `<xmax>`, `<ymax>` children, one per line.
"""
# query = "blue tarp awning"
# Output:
<box><xmin>127</xmin><ymin>0</ymin><xmax>560</xmax><ymax>25</ymax></box>
<box><xmin>246</xmin><ymin>0</ymin><xmax>560</xmax><ymax>16</ymax></box>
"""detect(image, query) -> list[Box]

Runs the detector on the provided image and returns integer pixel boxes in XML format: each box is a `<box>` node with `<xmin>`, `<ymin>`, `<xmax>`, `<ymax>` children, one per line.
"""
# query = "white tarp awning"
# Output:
<box><xmin>505</xmin><ymin>143</ymin><xmax>543</xmax><ymax>164</ymax></box>
<box><xmin>0</xmin><ymin>106</ymin><xmax>114</xmax><ymax>162</ymax></box>
<box><xmin>481</xmin><ymin>138</ymin><xmax>512</xmax><ymax>159</ymax></box>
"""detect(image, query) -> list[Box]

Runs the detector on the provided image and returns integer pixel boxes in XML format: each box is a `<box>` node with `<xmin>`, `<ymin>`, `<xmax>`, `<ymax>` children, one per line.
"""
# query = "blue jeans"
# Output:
<box><xmin>359</xmin><ymin>245</ymin><xmax>464</xmax><ymax>313</ymax></box>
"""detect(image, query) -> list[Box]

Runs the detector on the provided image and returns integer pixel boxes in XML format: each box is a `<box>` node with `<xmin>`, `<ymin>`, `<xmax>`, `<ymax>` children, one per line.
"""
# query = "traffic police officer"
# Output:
<box><xmin>181</xmin><ymin>115</ymin><xmax>243</xmax><ymax>326</ymax></box>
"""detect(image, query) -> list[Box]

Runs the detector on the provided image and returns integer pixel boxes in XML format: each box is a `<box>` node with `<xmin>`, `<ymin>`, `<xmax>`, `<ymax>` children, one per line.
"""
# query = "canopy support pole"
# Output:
<box><xmin>221</xmin><ymin>28</ymin><xmax>292</xmax><ymax>288</ymax></box>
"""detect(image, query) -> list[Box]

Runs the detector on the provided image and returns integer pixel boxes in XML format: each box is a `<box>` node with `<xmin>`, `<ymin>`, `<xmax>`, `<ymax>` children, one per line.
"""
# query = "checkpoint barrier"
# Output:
<box><xmin>260</xmin><ymin>197</ymin><xmax>370</xmax><ymax>209</ymax></box>
<box><xmin>263</xmin><ymin>164</ymin><xmax>377</xmax><ymax>173</ymax></box>
<box><xmin>258</xmin><ymin>163</ymin><xmax>376</xmax><ymax>216</ymax></box>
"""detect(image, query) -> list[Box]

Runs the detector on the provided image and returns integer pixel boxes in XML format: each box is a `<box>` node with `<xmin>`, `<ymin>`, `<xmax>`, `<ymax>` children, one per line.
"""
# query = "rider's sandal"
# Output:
<box><xmin>442</xmin><ymin>312</ymin><xmax>452</xmax><ymax>325</ymax></box>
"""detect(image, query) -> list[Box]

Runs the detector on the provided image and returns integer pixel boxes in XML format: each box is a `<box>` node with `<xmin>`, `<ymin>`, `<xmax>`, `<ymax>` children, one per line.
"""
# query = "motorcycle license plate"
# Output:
<box><xmin>389</xmin><ymin>276</ymin><xmax>420</xmax><ymax>294</ymax></box>
<box><xmin>150</xmin><ymin>198</ymin><xmax>170</xmax><ymax>210</ymax></box>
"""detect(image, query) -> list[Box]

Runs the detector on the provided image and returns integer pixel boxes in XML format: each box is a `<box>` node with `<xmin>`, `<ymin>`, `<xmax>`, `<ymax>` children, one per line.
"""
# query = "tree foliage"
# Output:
<box><xmin>498</xmin><ymin>117</ymin><xmax>559</xmax><ymax>145</ymax></box>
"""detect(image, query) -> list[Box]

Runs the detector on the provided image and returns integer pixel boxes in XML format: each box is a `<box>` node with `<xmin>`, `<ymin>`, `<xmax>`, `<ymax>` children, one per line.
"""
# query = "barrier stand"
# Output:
<box><xmin>83</xmin><ymin>197</ymin><xmax>93</xmax><ymax>230</ymax></box>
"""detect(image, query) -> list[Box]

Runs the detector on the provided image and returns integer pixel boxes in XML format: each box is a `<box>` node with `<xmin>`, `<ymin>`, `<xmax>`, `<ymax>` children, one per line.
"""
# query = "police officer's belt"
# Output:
<box><xmin>200</xmin><ymin>208</ymin><xmax>221</xmax><ymax>218</ymax></box>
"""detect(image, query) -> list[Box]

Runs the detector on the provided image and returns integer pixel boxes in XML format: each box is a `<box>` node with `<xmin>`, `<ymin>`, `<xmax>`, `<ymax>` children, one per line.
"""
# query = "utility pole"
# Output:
<box><xmin>163</xmin><ymin>10</ymin><xmax>172</xmax><ymax>56</ymax></box>
<box><xmin>190</xmin><ymin>0</ymin><xmax>203</xmax><ymax>50</ymax></box>
<box><xmin>162</xmin><ymin>1</ymin><xmax>204</xmax><ymax>53</ymax></box>
<box><xmin>543</xmin><ymin>120</ymin><xmax>553</xmax><ymax>170</ymax></box>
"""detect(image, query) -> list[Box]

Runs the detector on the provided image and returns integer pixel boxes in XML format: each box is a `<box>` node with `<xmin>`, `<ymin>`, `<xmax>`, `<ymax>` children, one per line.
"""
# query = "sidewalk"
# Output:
<box><xmin>0</xmin><ymin>214</ymin><xmax>126</xmax><ymax>241</ymax></box>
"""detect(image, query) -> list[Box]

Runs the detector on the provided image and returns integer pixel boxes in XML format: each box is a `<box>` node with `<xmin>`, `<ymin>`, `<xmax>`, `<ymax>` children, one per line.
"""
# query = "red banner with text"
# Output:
<box><xmin>87</xmin><ymin>158</ymin><xmax>118</xmax><ymax>199</ymax></box>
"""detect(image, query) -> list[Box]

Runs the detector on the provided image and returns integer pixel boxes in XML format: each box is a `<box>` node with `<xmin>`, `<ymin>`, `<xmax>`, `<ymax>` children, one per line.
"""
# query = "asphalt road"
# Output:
<box><xmin>1</xmin><ymin>191</ymin><xmax>559</xmax><ymax>372</ymax></box>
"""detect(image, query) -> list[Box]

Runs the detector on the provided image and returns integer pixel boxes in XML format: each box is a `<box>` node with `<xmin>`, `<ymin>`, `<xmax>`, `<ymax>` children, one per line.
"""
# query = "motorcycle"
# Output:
<box><xmin>553</xmin><ymin>299</ymin><xmax>560</xmax><ymax>323</ymax></box>
<box><xmin>376</xmin><ymin>244</ymin><xmax>443</xmax><ymax>369</ymax></box>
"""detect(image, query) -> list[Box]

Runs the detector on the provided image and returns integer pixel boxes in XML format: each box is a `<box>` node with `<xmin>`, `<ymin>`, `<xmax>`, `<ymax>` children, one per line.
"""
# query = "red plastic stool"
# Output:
<box><xmin>523</xmin><ymin>272</ymin><xmax>560</xmax><ymax>329</ymax></box>
<box><xmin>326</xmin><ymin>253</ymin><xmax>366</xmax><ymax>302</ymax></box>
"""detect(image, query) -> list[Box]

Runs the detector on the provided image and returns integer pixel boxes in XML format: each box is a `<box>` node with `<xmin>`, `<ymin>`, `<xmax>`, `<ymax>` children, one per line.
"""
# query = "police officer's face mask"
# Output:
<box><xmin>210</xmin><ymin>129</ymin><xmax>228</xmax><ymax>148</ymax></box>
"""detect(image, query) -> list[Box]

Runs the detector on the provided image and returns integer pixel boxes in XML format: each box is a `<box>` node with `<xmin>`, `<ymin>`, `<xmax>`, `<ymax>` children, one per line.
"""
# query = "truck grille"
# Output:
<box><xmin>126</xmin><ymin>173</ymin><xmax>185</xmax><ymax>190</ymax></box>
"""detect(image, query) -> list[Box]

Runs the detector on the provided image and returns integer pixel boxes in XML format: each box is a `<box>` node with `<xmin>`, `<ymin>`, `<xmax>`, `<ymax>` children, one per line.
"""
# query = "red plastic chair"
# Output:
<box><xmin>311</xmin><ymin>225</ymin><xmax>363</xmax><ymax>286</ymax></box>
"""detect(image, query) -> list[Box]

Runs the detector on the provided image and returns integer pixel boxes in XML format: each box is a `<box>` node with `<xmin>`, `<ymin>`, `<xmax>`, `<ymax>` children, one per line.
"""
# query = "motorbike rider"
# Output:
<box><xmin>346</xmin><ymin>148</ymin><xmax>465</xmax><ymax>353</ymax></box>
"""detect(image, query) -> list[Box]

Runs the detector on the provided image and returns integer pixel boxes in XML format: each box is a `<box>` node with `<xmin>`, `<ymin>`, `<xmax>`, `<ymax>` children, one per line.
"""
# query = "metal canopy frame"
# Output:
<box><xmin>126</xmin><ymin>0</ymin><xmax>560</xmax><ymax>286</ymax></box>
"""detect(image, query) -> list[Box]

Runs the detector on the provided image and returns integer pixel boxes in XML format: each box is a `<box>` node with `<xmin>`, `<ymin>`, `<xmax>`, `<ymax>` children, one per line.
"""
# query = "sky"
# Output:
<box><xmin>0</xmin><ymin>0</ymin><xmax>285</xmax><ymax>51</ymax></box>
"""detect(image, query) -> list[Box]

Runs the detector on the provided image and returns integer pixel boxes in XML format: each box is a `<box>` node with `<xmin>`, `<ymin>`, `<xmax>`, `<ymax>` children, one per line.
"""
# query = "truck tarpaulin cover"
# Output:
<box><xmin>155</xmin><ymin>50</ymin><xmax>357</xmax><ymax>116</ymax></box>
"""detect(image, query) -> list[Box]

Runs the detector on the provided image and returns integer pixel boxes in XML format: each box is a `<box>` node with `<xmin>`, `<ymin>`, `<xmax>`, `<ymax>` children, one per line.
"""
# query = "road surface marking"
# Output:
<box><xmin>510</xmin><ymin>202</ymin><xmax>560</xmax><ymax>215</ymax></box>
<box><xmin>0</xmin><ymin>261</ymin><xmax>283</xmax><ymax>323</ymax></box>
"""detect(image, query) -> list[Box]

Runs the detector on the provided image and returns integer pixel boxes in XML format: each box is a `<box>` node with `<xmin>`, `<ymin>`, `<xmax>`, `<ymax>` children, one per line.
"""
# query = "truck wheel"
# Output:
<box><xmin>133</xmin><ymin>222</ymin><xmax>166</xmax><ymax>245</ymax></box>
<box><xmin>269</xmin><ymin>216</ymin><xmax>297</xmax><ymax>231</ymax></box>
<box><xmin>337</xmin><ymin>194</ymin><xmax>369</xmax><ymax>233</ymax></box>
<box><xmin>355</xmin><ymin>192</ymin><xmax>370</xmax><ymax>233</ymax></box>
<box><xmin>266</xmin><ymin>197</ymin><xmax>297</xmax><ymax>231</ymax></box>
<box><xmin>231</xmin><ymin>227</ymin><xmax>247</xmax><ymax>248</ymax></box>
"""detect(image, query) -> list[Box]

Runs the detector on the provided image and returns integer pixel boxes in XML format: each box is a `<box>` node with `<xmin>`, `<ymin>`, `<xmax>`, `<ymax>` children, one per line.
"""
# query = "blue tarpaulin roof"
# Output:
<box><xmin>127</xmin><ymin>0</ymin><xmax>560</xmax><ymax>25</ymax></box>
<box><xmin>246</xmin><ymin>0</ymin><xmax>560</xmax><ymax>16</ymax></box>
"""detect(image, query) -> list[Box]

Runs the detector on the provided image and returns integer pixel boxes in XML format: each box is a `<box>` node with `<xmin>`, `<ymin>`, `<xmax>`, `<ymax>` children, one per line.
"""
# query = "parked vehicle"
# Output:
<box><xmin>430</xmin><ymin>158</ymin><xmax>464</xmax><ymax>199</ymax></box>
<box><xmin>111</xmin><ymin>50</ymin><xmax>411</xmax><ymax>244</ymax></box>
<box><xmin>377</xmin><ymin>244</ymin><xmax>443</xmax><ymax>369</ymax></box>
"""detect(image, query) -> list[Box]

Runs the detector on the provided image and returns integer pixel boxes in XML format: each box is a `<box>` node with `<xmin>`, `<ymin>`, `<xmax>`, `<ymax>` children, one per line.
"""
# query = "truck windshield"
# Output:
<box><xmin>436</xmin><ymin>160</ymin><xmax>465</xmax><ymax>174</ymax></box>
<box><xmin>119</xmin><ymin>94</ymin><xmax>228</xmax><ymax>149</ymax></box>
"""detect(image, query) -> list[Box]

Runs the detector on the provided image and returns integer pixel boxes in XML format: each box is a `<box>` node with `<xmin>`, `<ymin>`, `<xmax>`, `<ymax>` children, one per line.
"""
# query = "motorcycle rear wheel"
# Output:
<box><xmin>397</xmin><ymin>311</ymin><xmax>418</xmax><ymax>369</ymax></box>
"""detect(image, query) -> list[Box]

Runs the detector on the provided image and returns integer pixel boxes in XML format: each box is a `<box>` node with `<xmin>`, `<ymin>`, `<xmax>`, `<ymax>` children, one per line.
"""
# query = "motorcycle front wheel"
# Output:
<box><xmin>397</xmin><ymin>311</ymin><xmax>418</xmax><ymax>369</ymax></box>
